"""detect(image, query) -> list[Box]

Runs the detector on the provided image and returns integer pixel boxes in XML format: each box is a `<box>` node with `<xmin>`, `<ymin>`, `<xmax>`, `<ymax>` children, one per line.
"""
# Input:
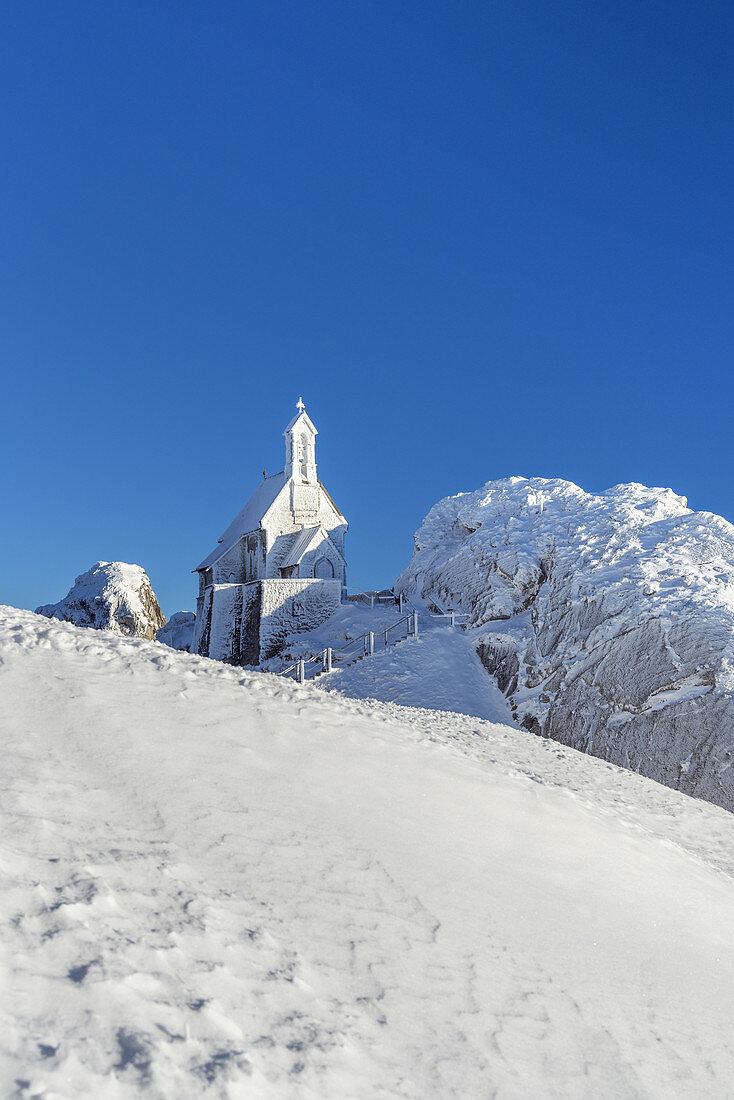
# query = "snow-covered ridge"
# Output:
<box><xmin>396</xmin><ymin>476</ymin><xmax>734</xmax><ymax>812</ymax></box>
<box><xmin>4</xmin><ymin>604</ymin><xmax>734</xmax><ymax>1096</ymax></box>
<box><xmin>36</xmin><ymin>561</ymin><xmax>166</xmax><ymax>640</ymax></box>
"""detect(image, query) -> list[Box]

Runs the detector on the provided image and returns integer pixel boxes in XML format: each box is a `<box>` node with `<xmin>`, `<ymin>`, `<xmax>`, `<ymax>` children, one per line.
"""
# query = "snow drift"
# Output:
<box><xmin>36</xmin><ymin>561</ymin><xmax>166</xmax><ymax>640</ymax></box>
<box><xmin>396</xmin><ymin>476</ymin><xmax>734</xmax><ymax>812</ymax></box>
<box><xmin>4</xmin><ymin>604</ymin><xmax>734</xmax><ymax>1097</ymax></box>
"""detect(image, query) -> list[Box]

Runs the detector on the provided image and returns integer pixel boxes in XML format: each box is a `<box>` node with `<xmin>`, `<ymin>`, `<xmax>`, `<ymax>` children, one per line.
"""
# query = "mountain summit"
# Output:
<box><xmin>396</xmin><ymin>476</ymin><xmax>734</xmax><ymax>811</ymax></box>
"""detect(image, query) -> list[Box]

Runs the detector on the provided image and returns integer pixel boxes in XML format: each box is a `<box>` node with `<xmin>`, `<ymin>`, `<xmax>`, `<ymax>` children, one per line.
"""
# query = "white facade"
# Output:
<box><xmin>192</xmin><ymin>401</ymin><xmax>348</xmax><ymax>664</ymax></box>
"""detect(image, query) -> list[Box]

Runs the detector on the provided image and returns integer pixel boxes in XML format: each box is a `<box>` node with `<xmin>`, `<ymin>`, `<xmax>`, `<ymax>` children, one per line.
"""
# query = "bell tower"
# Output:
<box><xmin>284</xmin><ymin>397</ymin><xmax>318</xmax><ymax>485</ymax></box>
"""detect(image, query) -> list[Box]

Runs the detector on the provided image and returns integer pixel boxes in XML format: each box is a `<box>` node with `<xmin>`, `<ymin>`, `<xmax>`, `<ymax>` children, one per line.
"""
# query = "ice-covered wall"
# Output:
<box><xmin>193</xmin><ymin>583</ymin><xmax>261</xmax><ymax>666</ymax></box>
<box><xmin>396</xmin><ymin>476</ymin><xmax>734</xmax><ymax>812</ymax></box>
<box><xmin>259</xmin><ymin>579</ymin><xmax>342</xmax><ymax>660</ymax></box>
<box><xmin>192</xmin><ymin>579</ymin><xmax>341</xmax><ymax>665</ymax></box>
<box><xmin>213</xmin><ymin>531</ymin><xmax>266</xmax><ymax>586</ymax></box>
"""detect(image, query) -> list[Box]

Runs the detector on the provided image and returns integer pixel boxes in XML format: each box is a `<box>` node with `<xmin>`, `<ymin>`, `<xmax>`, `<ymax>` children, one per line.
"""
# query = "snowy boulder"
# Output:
<box><xmin>36</xmin><ymin>562</ymin><xmax>167</xmax><ymax>640</ymax></box>
<box><xmin>396</xmin><ymin>477</ymin><xmax>734</xmax><ymax>812</ymax></box>
<box><xmin>156</xmin><ymin>611</ymin><xmax>196</xmax><ymax>652</ymax></box>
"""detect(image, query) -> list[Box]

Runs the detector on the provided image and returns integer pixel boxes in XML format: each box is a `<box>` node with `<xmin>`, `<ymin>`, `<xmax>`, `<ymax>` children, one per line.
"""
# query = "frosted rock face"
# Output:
<box><xmin>157</xmin><ymin>611</ymin><xmax>196</xmax><ymax>652</ymax></box>
<box><xmin>36</xmin><ymin>562</ymin><xmax>166</xmax><ymax>640</ymax></box>
<box><xmin>396</xmin><ymin>477</ymin><xmax>734</xmax><ymax>811</ymax></box>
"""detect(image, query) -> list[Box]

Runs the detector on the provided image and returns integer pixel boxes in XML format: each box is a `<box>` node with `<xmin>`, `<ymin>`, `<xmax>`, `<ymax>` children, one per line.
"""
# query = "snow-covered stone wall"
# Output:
<box><xmin>213</xmin><ymin>531</ymin><xmax>267</xmax><ymax>586</ymax></box>
<box><xmin>396</xmin><ymin>477</ymin><xmax>734</xmax><ymax>812</ymax></box>
<box><xmin>193</xmin><ymin>583</ymin><xmax>261</xmax><ymax>666</ymax></box>
<box><xmin>36</xmin><ymin>562</ymin><xmax>166</xmax><ymax>640</ymax></box>
<box><xmin>260</xmin><ymin>578</ymin><xmax>342</xmax><ymax>660</ymax></box>
<box><xmin>192</xmin><ymin>578</ymin><xmax>341</xmax><ymax>665</ymax></box>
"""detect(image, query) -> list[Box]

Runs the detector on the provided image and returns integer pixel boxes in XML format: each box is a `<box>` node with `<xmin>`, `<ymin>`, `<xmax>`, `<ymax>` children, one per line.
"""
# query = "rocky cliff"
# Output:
<box><xmin>395</xmin><ymin>477</ymin><xmax>734</xmax><ymax>812</ymax></box>
<box><xmin>36</xmin><ymin>562</ymin><xmax>166</xmax><ymax>640</ymax></box>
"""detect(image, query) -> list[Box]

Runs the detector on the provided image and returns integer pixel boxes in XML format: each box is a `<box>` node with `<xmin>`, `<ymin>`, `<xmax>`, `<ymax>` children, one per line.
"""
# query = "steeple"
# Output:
<box><xmin>284</xmin><ymin>398</ymin><xmax>318</xmax><ymax>485</ymax></box>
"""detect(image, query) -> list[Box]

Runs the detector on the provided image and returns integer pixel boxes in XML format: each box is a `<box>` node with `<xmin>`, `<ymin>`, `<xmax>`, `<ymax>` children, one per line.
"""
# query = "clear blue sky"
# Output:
<box><xmin>3</xmin><ymin>1</ymin><xmax>733</xmax><ymax>615</ymax></box>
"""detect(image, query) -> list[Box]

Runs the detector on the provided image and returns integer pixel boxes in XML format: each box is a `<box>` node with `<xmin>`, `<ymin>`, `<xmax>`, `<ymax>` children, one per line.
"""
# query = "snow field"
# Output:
<box><xmin>3</xmin><ymin>606</ymin><xmax>734</xmax><ymax>1097</ymax></box>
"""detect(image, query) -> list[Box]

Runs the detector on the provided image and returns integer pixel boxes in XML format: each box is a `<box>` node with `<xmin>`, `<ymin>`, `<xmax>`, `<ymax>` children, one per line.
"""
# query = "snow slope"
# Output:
<box><xmin>36</xmin><ymin>562</ymin><xmax>166</xmax><ymax>640</ymax></box>
<box><xmin>4</xmin><ymin>605</ymin><xmax>734</xmax><ymax>1098</ymax></box>
<box><xmin>266</xmin><ymin>601</ymin><xmax>512</xmax><ymax>722</ymax></box>
<box><xmin>396</xmin><ymin>476</ymin><xmax>734</xmax><ymax>812</ymax></box>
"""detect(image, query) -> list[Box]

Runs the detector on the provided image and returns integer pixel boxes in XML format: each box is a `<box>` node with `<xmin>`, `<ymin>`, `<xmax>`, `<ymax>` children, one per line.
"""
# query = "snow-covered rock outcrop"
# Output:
<box><xmin>156</xmin><ymin>611</ymin><xmax>196</xmax><ymax>651</ymax></box>
<box><xmin>396</xmin><ymin>477</ymin><xmax>734</xmax><ymax>811</ymax></box>
<box><xmin>36</xmin><ymin>562</ymin><xmax>166</xmax><ymax>640</ymax></box>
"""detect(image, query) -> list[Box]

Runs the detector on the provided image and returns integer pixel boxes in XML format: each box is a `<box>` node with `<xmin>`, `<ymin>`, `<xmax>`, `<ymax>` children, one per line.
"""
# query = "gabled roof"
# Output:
<box><xmin>284</xmin><ymin>409</ymin><xmax>318</xmax><ymax>436</ymax></box>
<box><xmin>279</xmin><ymin>526</ymin><xmax>322</xmax><ymax>569</ymax></box>
<box><xmin>318</xmin><ymin>479</ymin><xmax>347</xmax><ymax>524</ymax></box>
<box><xmin>195</xmin><ymin>471</ymin><xmax>287</xmax><ymax>571</ymax></box>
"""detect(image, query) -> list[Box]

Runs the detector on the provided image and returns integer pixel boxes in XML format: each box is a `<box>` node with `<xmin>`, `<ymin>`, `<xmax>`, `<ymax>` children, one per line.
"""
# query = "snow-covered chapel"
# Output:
<box><xmin>191</xmin><ymin>400</ymin><xmax>348</xmax><ymax>665</ymax></box>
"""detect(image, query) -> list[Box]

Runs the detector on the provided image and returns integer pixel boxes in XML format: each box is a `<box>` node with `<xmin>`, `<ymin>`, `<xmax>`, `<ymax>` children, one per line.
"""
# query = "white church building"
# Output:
<box><xmin>191</xmin><ymin>400</ymin><xmax>348</xmax><ymax>665</ymax></box>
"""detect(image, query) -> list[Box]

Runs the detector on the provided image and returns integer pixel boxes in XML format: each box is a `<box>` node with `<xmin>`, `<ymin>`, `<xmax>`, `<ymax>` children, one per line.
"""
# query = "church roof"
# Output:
<box><xmin>195</xmin><ymin>471</ymin><xmax>287</xmax><ymax>571</ymax></box>
<box><xmin>318</xmin><ymin>479</ymin><xmax>346</xmax><ymax>523</ymax></box>
<box><xmin>279</xmin><ymin>526</ymin><xmax>323</xmax><ymax>569</ymax></box>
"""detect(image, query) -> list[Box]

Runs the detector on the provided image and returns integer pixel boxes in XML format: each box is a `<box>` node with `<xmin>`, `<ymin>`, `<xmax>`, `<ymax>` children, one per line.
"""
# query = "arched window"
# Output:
<box><xmin>314</xmin><ymin>556</ymin><xmax>335</xmax><ymax>579</ymax></box>
<box><xmin>299</xmin><ymin>434</ymin><xmax>309</xmax><ymax>480</ymax></box>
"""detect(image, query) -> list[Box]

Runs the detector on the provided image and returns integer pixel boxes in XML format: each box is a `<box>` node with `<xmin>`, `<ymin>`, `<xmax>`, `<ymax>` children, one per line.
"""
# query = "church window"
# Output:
<box><xmin>314</xmin><ymin>556</ymin><xmax>334</xmax><ymax>579</ymax></box>
<box><xmin>299</xmin><ymin>434</ymin><xmax>310</xmax><ymax>481</ymax></box>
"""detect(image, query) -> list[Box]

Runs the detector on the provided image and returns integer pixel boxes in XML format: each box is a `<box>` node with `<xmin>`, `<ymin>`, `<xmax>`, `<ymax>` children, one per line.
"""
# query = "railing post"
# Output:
<box><xmin>413</xmin><ymin>611</ymin><xmax>419</xmax><ymax>637</ymax></box>
<box><xmin>370</xmin><ymin>595</ymin><xmax>375</xmax><ymax>609</ymax></box>
<box><xmin>298</xmin><ymin>659</ymin><xmax>305</xmax><ymax>684</ymax></box>
<box><xmin>450</xmin><ymin>611</ymin><xmax>455</xmax><ymax>628</ymax></box>
<box><xmin>368</xmin><ymin>631</ymin><xmax>374</xmax><ymax>656</ymax></box>
<box><xmin>326</xmin><ymin>646</ymin><xmax>332</xmax><ymax>672</ymax></box>
<box><xmin>399</xmin><ymin>593</ymin><xmax>404</xmax><ymax>613</ymax></box>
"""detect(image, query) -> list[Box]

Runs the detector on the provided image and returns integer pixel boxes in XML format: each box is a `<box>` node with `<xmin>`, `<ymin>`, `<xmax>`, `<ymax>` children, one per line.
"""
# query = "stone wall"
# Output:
<box><xmin>192</xmin><ymin>578</ymin><xmax>341</xmax><ymax>665</ymax></box>
<box><xmin>192</xmin><ymin>583</ymin><xmax>261</xmax><ymax>666</ymax></box>
<box><xmin>213</xmin><ymin>530</ymin><xmax>267</xmax><ymax>585</ymax></box>
<box><xmin>259</xmin><ymin>578</ymin><xmax>342</xmax><ymax>660</ymax></box>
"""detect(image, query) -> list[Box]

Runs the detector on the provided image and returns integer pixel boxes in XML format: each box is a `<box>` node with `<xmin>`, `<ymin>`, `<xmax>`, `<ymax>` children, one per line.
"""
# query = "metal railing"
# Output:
<box><xmin>279</xmin><ymin>611</ymin><xmax>419</xmax><ymax>683</ymax></box>
<box><xmin>403</xmin><ymin>590</ymin><xmax>466</xmax><ymax>628</ymax></box>
<box><xmin>431</xmin><ymin>609</ymin><xmax>468</xmax><ymax>628</ymax></box>
<box><xmin>278</xmin><ymin>594</ymin><xmax>466</xmax><ymax>685</ymax></box>
<box><xmin>344</xmin><ymin>588</ymin><xmax>400</xmax><ymax>609</ymax></box>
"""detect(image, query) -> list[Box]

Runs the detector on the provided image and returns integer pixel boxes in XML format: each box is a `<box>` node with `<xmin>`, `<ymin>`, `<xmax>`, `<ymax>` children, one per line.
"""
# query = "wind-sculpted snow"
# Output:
<box><xmin>5</xmin><ymin>607</ymin><xmax>734</xmax><ymax>1095</ymax></box>
<box><xmin>4</xmin><ymin>608</ymin><xmax>734</xmax><ymax>1096</ymax></box>
<box><xmin>396</xmin><ymin>476</ymin><xmax>734</xmax><ymax>811</ymax></box>
<box><xmin>36</xmin><ymin>561</ymin><xmax>166</xmax><ymax>639</ymax></box>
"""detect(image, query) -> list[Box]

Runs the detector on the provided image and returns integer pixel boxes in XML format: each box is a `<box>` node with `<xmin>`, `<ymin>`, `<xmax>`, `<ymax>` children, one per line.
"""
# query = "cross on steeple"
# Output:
<box><xmin>296</xmin><ymin>396</ymin><xmax>305</xmax><ymax>412</ymax></box>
